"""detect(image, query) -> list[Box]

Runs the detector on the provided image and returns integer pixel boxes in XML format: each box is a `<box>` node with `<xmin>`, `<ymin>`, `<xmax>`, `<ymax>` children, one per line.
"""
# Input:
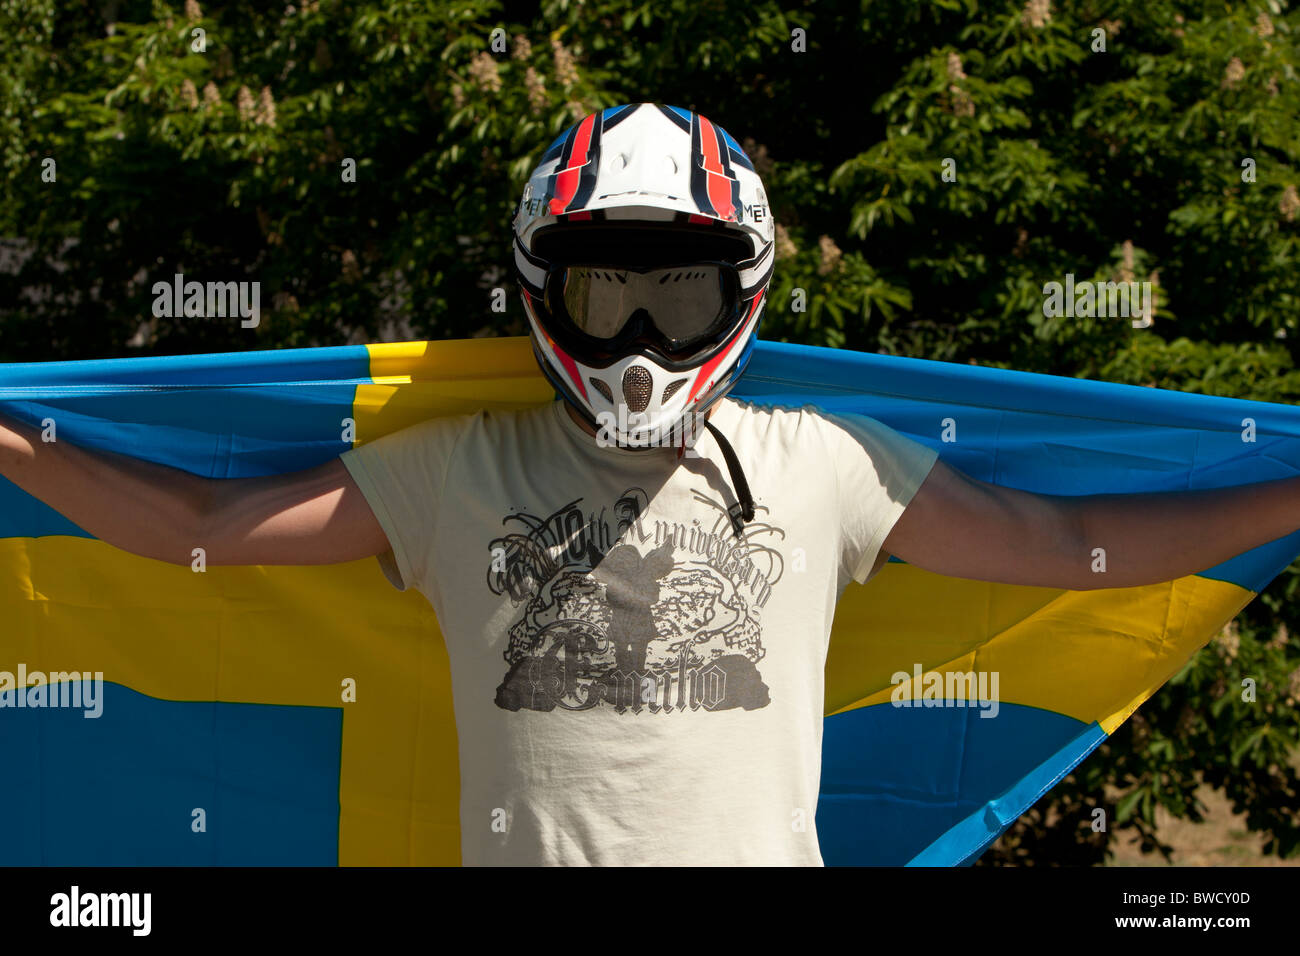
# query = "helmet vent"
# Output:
<box><xmin>661</xmin><ymin>378</ymin><xmax>687</xmax><ymax>402</ymax></box>
<box><xmin>622</xmin><ymin>365</ymin><xmax>653</xmax><ymax>413</ymax></box>
<box><xmin>588</xmin><ymin>377</ymin><xmax>613</xmax><ymax>403</ymax></box>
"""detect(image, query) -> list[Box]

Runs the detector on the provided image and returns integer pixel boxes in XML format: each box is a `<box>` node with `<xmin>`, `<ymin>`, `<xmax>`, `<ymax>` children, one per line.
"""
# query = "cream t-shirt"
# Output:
<box><xmin>340</xmin><ymin>396</ymin><xmax>939</xmax><ymax>865</ymax></box>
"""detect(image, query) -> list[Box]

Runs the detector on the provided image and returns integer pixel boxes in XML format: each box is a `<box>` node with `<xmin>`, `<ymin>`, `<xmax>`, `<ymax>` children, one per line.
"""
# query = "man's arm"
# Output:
<box><xmin>883</xmin><ymin>457</ymin><xmax>1300</xmax><ymax>590</ymax></box>
<box><xmin>0</xmin><ymin>413</ymin><xmax>390</xmax><ymax>566</ymax></box>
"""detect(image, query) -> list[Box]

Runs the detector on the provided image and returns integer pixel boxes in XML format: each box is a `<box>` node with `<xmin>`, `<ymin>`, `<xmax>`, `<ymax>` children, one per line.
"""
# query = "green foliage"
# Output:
<box><xmin>2</xmin><ymin>0</ymin><xmax>1299</xmax><ymax>863</ymax></box>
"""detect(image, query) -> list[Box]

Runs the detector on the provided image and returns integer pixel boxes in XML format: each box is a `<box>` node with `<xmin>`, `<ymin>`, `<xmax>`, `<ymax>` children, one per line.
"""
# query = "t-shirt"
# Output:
<box><xmin>340</xmin><ymin>396</ymin><xmax>939</xmax><ymax>865</ymax></box>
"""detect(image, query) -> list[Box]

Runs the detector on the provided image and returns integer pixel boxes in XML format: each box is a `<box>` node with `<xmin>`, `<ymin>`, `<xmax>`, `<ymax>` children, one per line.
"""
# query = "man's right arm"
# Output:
<box><xmin>0</xmin><ymin>413</ymin><xmax>390</xmax><ymax>567</ymax></box>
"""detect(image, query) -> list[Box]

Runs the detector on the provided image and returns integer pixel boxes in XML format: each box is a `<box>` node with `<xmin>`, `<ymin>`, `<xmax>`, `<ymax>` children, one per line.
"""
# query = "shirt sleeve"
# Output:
<box><xmin>818</xmin><ymin>410</ymin><xmax>940</xmax><ymax>586</ymax></box>
<box><xmin>338</xmin><ymin>415</ymin><xmax>468</xmax><ymax>593</ymax></box>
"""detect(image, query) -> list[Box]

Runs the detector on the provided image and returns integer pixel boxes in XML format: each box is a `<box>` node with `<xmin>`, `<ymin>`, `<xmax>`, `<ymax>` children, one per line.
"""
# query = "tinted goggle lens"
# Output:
<box><xmin>551</xmin><ymin>263</ymin><xmax>740</xmax><ymax>351</ymax></box>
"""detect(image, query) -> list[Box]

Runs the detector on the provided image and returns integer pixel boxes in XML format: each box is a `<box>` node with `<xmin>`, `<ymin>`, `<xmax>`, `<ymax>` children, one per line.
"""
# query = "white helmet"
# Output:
<box><xmin>512</xmin><ymin>103</ymin><xmax>775</xmax><ymax>448</ymax></box>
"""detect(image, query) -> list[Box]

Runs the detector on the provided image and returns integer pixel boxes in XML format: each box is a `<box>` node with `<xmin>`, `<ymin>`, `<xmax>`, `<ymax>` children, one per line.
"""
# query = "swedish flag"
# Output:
<box><xmin>1</xmin><ymin>337</ymin><xmax>1293</xmax><ymax>864</ymax></box>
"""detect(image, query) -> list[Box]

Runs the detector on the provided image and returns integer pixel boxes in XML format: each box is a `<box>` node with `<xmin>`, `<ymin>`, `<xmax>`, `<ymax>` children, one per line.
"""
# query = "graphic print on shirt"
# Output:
<box><xmin>489</xmin><ymin>487</ymin><xmax>784</xmax><ymax>714</ymax></box>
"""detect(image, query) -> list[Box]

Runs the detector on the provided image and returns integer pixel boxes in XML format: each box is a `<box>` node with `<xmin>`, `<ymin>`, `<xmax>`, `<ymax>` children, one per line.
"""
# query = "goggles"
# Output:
<box><xmin>544</xmin><ymin>261</ymin><xmax>743</xmax><ymax>359</ymax></box>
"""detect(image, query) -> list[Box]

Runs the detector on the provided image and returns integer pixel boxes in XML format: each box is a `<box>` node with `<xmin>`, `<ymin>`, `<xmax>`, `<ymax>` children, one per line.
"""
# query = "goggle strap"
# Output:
<box><xmin>704</xmin><ymin>419</ymin><xmax>755</xmax><ymax>537</ymax></box>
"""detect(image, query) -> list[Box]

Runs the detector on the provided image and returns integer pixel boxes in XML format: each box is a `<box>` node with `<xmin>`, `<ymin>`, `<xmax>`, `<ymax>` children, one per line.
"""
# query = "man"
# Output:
<box><xmin>0</xmin><ymin>103</ymin><xmax>1296</xmax><ymax>865</ymax></box>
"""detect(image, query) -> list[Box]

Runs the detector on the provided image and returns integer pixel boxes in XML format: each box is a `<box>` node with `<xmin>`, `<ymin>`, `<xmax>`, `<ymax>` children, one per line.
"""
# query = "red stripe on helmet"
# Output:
<box><xmin>526</xmin><ymin>292</ymin><xmax>589</xmax><ymax>401</ymax></box>
<box><xmin>548</xmin><ymin>114</ymin><xmax>597</xmax><ymax>216</ymax></box>
<box><xmin>687</xmin><ymin>291</ymin><xmax>763</xmax><ymax>403</ymax></box>
<box><xmin>548</xmin><ymin>335</ymin><xmax>589</xmax><ymax>401</ymax></box>
<box><xmin>697</xmin><ymin>117</ymin><xmax>736</xmax><ymax>222</ymax></box>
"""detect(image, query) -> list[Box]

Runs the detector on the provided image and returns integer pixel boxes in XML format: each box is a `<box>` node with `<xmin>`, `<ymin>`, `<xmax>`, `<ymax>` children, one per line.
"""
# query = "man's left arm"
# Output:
<box><xmin>882</xmin><ymin>458</ymin><xmax>1300</xmax><ymax>590</ymax></box>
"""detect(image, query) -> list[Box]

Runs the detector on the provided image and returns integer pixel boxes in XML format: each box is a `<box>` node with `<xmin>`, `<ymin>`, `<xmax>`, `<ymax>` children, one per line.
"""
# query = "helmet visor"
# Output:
<box><xmin>549</xmin><ymin>262</ymin><xmax>742</xmax><ymax>356</ymax></box>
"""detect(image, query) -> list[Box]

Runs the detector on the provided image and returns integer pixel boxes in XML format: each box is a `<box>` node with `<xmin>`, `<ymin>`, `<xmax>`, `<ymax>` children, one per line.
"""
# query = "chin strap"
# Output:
<box><xmin>701</xmin><ymin>419</ymin><xmax>755</xmax><ymax>538</ymax></box>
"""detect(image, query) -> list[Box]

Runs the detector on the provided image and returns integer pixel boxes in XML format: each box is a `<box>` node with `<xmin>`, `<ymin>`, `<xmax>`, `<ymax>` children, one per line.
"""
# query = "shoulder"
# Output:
<box><xmin>719</xmin><ymin>396</ymin><xmax>834</xmax><ymax>435</ymax></box>
<box><xmin>721</xmin><ymin>398</ymin><xmax>937</xmax><ymax>478</ymax></box>
<box><xmin>718</xmin><ymin>397</ymin><xmax>879</xmax><ymax>449</ymax></box>
<box><xmin>342</xmin><ymin>406</ymin><xmax>542</xmax><ymax>480</ymax></box>
<box><xmin>366</xmin><ymin>402</ymin><xmax>555</xmax><ymax>446</ymax></box>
